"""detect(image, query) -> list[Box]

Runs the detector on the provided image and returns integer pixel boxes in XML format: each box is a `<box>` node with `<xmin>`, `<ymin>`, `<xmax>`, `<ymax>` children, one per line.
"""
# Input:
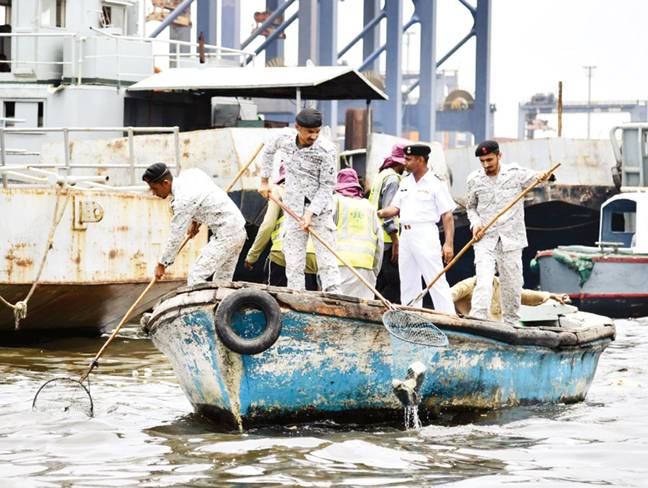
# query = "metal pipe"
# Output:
<box><xmin>404</xmin><ymin>29</ymin><xmax>475</xmax><ymax>96</ymax></box>
<box><xmin>0</xmin><ymin>128</ymin><xmax>5</xmax><ymax>189</ymax></box>
<box><xmin>358</xmin><ymin>16</ymin><xmax>418</xmax><ymax>73</ymax></box>
<box><xmin>337</xmin><ymin>10</ymin><xmax>385</xmax><ymax>59</ymax></box>
<box><xmin>127</xmin><ymin>127</ymin><xmax>135</xmax><ymax>185</ymax></box>
<box><xmin>173</xmin><ymin>127</ymin><xmax>181</xmax><ymax>175</ymax></box>
<box><xmin>149</xmin><ymin>0</ymin><xmax>195</xmax><ymax>38</ymax></box>
<box><xmin>240</xmin><ymin>0</ymin><xmax>296</xmax><ymax>49</ymax></box>
<box><xmin>0</xmin><ymin>127</ymin><xmax>179</xmax><ymax>133</ymax></box>
<box><xmin>63</xmin><ymin>128</ymin><xmax>70</xmax><ymax>176</ymax></box>
<box><xmin>246</xmin><ymin>11</ymin><xmax>299</xmax><ymax>65</ymax></box>
<box><xmin>456</xmin><ymin>0</ymin><xmax>477</xmax><ymax>15</ymax></box>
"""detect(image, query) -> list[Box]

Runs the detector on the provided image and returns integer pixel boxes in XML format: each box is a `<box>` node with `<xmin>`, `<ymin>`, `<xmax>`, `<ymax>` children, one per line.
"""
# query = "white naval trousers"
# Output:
<box><xmin>187</xmin><ymin>226</ymin><xmax>247</xmax><ymax>286</ymax></box>
<box><xmin>470</xmin><ymin>238</ymin><xmax>523</xmax><ymax>325</ymax></box>
<box><xmin>284</xmin><ymin>213</ymin><xmax>341</xmax><ymax>293</ymax></box>
<box><xmin>398</xmin><ymin>223</ymin><xmax>454</xmax><ymax>313</ymax></box>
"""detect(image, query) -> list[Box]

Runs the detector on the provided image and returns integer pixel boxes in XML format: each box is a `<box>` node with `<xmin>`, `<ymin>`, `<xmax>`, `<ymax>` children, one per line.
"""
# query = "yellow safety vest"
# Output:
<box><xmin>368</xmin><ymin>168</ymin><xmax>401</xmax><ymax>244</ymax></box>
<box><xmin>335</xmin><ymin>196</ymin><xmax>377</xmax><ymax>269</ymax></box>
<box><xmin>270</xmin><ymin>213</ymin><xmax>317</xmax><ymax>253</ymax></box>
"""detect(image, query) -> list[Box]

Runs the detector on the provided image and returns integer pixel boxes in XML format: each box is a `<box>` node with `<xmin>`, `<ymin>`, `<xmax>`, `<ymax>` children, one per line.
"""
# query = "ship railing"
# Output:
<box><xmin>0</xmin><ymin>32</ymin><xmax>78</xmax><ymax>81</ymax></box>
<box><xmin>0</xmin><ymin>126</ymin><xmax>181</xmax><ymax>190</ymax></box>
<box><xmin>0</xmin><ymin>30</ymin><xmax>256</xmax><ymax>86</ymax></box>
<box><xmin>88</xmin><ymin>27</ymin><xmax>257</xmax><ymax>87</ymax></box>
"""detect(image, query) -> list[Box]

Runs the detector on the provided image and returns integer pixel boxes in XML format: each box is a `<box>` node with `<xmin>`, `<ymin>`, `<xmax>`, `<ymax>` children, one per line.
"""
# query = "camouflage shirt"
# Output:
<box><xmin>465</xmin><ymin>163</ymin><xmax>541</xmax><ymax>251</ymax></box>
<box><xmin>261</xmin><ymin>130</ymin><xmax>337</xmax><ymax>216</ymax></box>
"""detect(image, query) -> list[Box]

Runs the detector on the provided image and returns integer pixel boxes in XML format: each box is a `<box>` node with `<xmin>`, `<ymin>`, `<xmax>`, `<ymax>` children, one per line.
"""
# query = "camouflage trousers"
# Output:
<box><xmin>187</xmin><ymin>226</ymin><xmax>246</xmax><ymax>286</ymax></box>
<box><xmin>284</xmin><ymin>212</ymin><xmax>341</xmax><ymax>293</ymax></box>
<box><xmin>470</xmin><ymin>239</ymin><xmax>523</xmax><ymax>325</ymax></box>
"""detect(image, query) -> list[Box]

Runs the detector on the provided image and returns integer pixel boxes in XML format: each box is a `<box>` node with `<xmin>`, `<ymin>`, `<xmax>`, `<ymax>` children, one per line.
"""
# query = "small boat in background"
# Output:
<box><xmin>143</xmin><ymin>282</ymin><xmax>615</xmax><ymax>431</ymax></box>
<box><xmin>534</xmin><ymin>191</ymin><xmax>648</xmax><ymax>318</ymax></box>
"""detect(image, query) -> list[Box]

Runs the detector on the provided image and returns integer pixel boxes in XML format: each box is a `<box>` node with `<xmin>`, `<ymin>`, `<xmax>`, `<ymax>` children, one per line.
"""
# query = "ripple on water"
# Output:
<box><xmin>0</xmin><ymin>319</ymin><xmax>647</xmax><ymax>486</ymax></box>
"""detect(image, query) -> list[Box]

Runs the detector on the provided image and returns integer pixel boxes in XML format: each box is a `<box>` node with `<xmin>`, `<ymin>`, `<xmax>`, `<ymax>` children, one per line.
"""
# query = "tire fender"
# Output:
<box><xmin>214</xmin><ymin>288</ymin><xmax>282</xmax><ymax>355</ymax></box>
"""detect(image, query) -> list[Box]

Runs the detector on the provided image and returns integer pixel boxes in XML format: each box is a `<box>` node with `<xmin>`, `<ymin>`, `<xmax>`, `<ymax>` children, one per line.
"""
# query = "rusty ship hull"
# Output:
<box><xmin>0</xmin><ymin>187</ymin><xmax>206</xmax><ymax>334</ymax></box>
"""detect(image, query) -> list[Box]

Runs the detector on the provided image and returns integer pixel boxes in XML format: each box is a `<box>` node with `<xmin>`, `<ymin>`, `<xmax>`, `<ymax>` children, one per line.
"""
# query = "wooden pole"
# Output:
<box><xmin>78</xmin><ymin>143</ymin><xmax>265</xmax><ymax>383</ymax></box>
<box><xmin>408</xmin><ymin>162</ymin><xmax>562</xmax><ymax>307</ymax></box>
<box><xmin>226</xmin><ymin>143</ymin><xmax>265</xmax><ymax>193</ymax></box>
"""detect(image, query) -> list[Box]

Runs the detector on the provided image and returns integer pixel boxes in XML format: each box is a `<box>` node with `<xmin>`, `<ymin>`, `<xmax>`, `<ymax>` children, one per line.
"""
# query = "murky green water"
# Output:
<box><xmin>1</xmin><ymin>319</ymin><xmax>646</xmax><ymax>487</ymax></box>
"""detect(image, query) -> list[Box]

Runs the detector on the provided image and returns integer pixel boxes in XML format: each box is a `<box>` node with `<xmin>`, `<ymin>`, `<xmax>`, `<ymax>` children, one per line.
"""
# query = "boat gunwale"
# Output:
<box><xmin>146</xmin><ymin>282</ymin><xmax>616</xmax><ymax>350</ymax></box>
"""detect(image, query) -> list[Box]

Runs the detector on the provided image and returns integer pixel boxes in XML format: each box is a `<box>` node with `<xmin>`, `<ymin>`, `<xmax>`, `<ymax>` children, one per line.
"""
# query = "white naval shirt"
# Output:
<box><xmin>391</xmin><ymin>171</ymin><xmax>456</xmax><ymax>225</ymax></box>
<box><xmin>159</xmin><ymin>168</ymin><xmax>245</xmax><ymax>267</ymax></box>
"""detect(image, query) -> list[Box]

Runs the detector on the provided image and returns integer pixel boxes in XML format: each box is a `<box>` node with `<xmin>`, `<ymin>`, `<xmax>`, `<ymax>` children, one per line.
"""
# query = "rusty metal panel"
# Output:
<box><xmin>446</xmin><ymin>138</ymin><xmax>617</xmax><ymax>198</ymax></box>
<box><xmin>0</xmin><ymin>188</ymin><xmax>205</xmax><ymax>285</ymax></box>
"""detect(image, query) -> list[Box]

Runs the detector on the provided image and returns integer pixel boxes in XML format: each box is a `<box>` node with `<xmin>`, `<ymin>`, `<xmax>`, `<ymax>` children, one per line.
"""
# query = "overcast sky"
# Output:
<box><xmin>171</xmin><ymin>0</ymin><xmax>648</xmax><ymax>140</ymax></box>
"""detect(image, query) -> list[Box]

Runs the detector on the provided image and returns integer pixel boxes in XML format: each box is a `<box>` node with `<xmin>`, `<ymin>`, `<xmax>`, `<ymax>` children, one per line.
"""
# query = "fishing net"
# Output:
<box><xmin>382</xmin><ymin>310</ymin><xmax>449</xmax><ymax>348</ymax></box>
<box><xmin>32</xmin><ymin>377</ymin><xmax>94</xmax><ymax>417</ymax></box>
<box><xmin>383</xmin><ymin>310</ymin><xmax>448</xmax><ymax>383</ymax></box>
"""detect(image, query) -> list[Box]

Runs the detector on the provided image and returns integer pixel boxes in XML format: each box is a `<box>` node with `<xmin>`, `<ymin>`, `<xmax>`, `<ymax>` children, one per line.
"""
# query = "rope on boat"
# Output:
<box><xmin>0</xmin><ymin>185</ymin><xmax>71</xmax><ymax>330</ymax></box>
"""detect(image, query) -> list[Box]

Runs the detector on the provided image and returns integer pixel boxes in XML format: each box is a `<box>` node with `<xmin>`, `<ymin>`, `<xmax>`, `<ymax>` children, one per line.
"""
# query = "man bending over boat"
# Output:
<box><xmin>143</xmin><ymin>163</ymin><xmax>246</xmax><ymax>286</ymax></box>
<box><xmin>466</xmin><ymin>140</ymin><xmax>556</xmax><ymax>325</ymax></box>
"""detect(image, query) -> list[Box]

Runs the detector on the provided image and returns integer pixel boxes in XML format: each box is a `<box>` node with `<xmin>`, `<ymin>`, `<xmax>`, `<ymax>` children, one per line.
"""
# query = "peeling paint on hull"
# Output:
<box><xmin>148</xmin><ymin>284</ymin><xmax>613</xmax><ymax>430</ymax></box>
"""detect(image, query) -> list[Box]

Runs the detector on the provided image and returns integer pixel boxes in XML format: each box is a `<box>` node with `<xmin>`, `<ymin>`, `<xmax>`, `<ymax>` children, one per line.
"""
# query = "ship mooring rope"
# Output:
<box><xmin>0</xmin><ymin>185</ymin><xmax>71</xmax><ymax>330</ymax></box>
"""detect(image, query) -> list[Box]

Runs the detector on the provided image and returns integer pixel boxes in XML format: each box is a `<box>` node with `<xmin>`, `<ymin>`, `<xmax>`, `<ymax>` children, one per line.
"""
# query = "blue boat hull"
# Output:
<box><xmin>146</xmin><ymin>284</ymin><xmax>614</xmax><ymax>430</ymax></box>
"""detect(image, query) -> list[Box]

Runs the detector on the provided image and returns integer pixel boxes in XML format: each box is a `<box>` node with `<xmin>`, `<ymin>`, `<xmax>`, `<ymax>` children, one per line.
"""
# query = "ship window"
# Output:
<box><xmin>3</xmin><ymin>100</ymin><xmax>14</xmax><ymax>126</ymax></box>
<box><xmin>611</xmin><ymin>211</ymin><xmax>636</xmax><ymax>233</ymax></box>
<box><xmin>100</xmin><ymin>3</ymin><xmax>127</xmax><ymax>33</ymax></box>
<box><xmin>37</xmin><ymin>101</ymin><xmax>44</xmax><ymax>127</ymax></box>
<box><xmin>41</xmin><ymin>0</ymin><xmax>66</xmax><ymax>28</ymax></box>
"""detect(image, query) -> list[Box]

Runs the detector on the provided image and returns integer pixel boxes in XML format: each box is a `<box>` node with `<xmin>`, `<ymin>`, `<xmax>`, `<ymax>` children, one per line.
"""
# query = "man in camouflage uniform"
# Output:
<box><xmin>143</xmin><ymin>162</ymin><xmax>246</xmax><ymax>286</ymax></box>
<box><xmin>258</xmin><ymin>108</ymin><xmax>341</xmax><ymax>293</ymax></box>
<box><xmin>466</xmin><ymin>140</ymin><xmax>555</xmax><ymax>324</ymax></box>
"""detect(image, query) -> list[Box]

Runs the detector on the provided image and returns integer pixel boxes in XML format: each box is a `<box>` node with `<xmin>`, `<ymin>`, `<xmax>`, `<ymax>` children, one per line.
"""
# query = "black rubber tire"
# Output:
<box><xmin>214</xmin><ymin>288</ymin><xmax>282</xmax><ymax>355</ymax></box>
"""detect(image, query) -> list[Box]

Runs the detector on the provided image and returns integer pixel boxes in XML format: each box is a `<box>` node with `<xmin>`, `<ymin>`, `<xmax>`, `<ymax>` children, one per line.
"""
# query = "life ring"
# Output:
<box><xmin>214</xmin><ymin>288</ymin><xmax>282</xmax><ymax>355</ymax></box>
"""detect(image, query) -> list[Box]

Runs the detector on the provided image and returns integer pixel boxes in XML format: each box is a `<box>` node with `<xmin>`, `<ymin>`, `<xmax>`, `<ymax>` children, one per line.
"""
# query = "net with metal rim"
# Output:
<box><xmin>32</xmin><ymin>377</ymin><xmax>94</xmax><ymax>417</ymax></box>
<box><xmin>382</xmin><ymin>310</ymin><xmax>449</xmax><ymax>348</ymax></box>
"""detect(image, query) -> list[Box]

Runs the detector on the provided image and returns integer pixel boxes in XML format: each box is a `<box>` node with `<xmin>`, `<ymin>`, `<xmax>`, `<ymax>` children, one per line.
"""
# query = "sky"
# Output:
<box><xmin>152</xmin><ymin>0</ymin><xmax>648</xmax><ymax>140</ymax></box>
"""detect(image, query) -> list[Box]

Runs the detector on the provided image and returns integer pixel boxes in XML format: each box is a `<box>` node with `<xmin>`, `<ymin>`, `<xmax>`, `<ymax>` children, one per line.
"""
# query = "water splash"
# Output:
<box><xmin>404</xmin><ymin>405</ymin><xmax>422</xmax><ymax>430</ymax></box>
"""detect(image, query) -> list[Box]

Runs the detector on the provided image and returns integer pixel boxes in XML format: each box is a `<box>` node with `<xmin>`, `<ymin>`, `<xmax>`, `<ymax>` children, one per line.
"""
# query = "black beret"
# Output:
<box><xmin>475</xmin><ymin>140</ymin><xmax>499</xmax><ymax>157</ymax></box>
<box><xmin>295</xmin><ymin>108</ymin><xmax>322</xmax><ymax>128</ymax></box>
<box><xmin>404</xmin><ymin>144</ymin><xmax>431</xmax><ymax>157</ymax></box>
<box><xmin>142</xmin><ymin>162</ymin><xmax>170</xmax><ymax>183</ymax></box>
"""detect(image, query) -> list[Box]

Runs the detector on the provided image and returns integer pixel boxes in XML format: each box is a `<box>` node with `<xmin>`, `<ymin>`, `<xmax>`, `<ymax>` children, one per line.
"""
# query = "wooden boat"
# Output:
<box><xmin>143</xmin><ymin>281</ymin><xmax>615</xmax><ymax>430</ymax></box>
<box><xmin>534</xmin><ymin>192</ymin><xmax>648</xmax><ymax>318</ymax></box>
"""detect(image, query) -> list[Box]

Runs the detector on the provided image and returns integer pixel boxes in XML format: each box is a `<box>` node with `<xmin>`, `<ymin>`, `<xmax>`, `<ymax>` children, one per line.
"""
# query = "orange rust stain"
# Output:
<box><xmin>15</xmin><ymin>258</ymin><xmax>33</xmax><ymax>267</ymax></box>
<box><xmin>111</xmin><ymin>139</ymin><xmax>125</xmax><ymax>150</ymax></box>
<box><xmin>182</xmin><ymin>152</ymin><xmax>189</xmax><ymax>159</ymax></box>
<box><xmin>115</xmin><ymin>226</ymin><xmax>129</xmax><ymax>232</ymax></box>
<box><xmin>108</xmin><ymin>249</ymin><xmax>119</xmax><ymax>259</ymax></box>
<box><xmin>183</xmin><ymin>138</ymin><xmax>190</xmax><ymax>145</ymax></box>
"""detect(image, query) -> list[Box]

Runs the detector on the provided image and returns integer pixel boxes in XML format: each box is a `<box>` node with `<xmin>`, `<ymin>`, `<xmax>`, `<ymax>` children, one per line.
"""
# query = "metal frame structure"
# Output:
<box><xmin>187</xmin><ymin>0</ymin><xmax>493</xmax><ymax>142</ymax></box>
<box><xmin>519</xmin><ymin>97</ymin><xmax>648</xmax><ymax>140</ymax></box>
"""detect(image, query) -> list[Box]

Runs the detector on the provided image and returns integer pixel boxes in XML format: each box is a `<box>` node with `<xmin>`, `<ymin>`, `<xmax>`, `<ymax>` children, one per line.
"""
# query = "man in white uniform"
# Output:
<box><xmin>378</xmin><ymin>144</ymin><xmax>456</xmax><ymax>312</ymax></box>
<box><xmin>143</xmin><ymin>163</ymin><xmax>246</xmax><ymax>286</ymax></box>
<box><xmin>466</xmin><ymin>140</ymin><xmax>555</xmax><ymax>324</ymax></box>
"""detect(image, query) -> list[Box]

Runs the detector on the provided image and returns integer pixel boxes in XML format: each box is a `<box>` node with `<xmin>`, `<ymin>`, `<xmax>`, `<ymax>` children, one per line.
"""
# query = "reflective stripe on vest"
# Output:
<box><xmin>368</xmin><ymin>168</ymin><xmax>401</xmax><ymax>244</ymax></box>
<box><xmin>270</xmin><ymin>213</ymin><xmax>316</xmax><ymax>253</ymax></box>
<box><xmin>335</xmin><ymin>196</ymin><xmax>377</xmax><ymax>269</ymax></box>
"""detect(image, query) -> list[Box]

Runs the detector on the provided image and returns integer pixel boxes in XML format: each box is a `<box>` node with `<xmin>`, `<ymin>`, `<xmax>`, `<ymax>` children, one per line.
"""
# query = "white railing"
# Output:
<box><xmin>0</xmin><ymin>126</ymin><xmax>182</xmax><ymax>189</ymax></box>
<box><xmin>0</xmin><ymin>29</ymin><xmax>257</xmax><ymax>86</ymax></box>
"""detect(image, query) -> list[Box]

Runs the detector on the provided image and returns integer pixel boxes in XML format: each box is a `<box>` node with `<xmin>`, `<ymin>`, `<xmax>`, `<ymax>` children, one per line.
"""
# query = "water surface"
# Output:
<box><xmin>1</xmin><ymin>319</ymin><xmax>646</xmax><ymax>487</ymax></box>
